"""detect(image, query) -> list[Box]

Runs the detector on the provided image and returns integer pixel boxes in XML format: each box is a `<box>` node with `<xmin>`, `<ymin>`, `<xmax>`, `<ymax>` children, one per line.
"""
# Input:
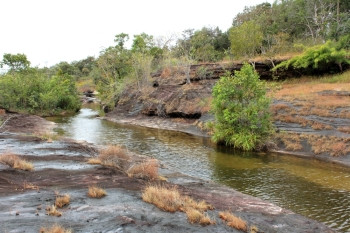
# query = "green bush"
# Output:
<box><xmin>273</xmin><ymin>40</ymin><xmax>350</xmax><ymax>72</ymax></box>
<box><xmin>211</xmin><ymin>64</ymin><xmax>273</xmax><ymax>150</ymax></box>
<box><xmin>0</xmin><ymin>69</ymin><xmax>80</xmax><ymax>115</ymax></box>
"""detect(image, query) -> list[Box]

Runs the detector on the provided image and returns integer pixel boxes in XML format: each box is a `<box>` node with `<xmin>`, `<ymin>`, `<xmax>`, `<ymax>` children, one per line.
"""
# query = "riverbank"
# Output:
<box><xmin>105</xmin><ymin>67</ymin><xmax>350</xmax><ymax>167</ymax></box>
<box><xmin>0</xmin><ymin>111</ymin><xmax>337</xmax><ymax>232</ymax></box>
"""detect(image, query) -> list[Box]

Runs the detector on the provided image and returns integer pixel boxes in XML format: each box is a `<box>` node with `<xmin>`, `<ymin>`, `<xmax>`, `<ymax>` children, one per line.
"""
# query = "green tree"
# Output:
<box><xmin>211</xmin><ymin>64</ymin><xmax>273</xmax><ymax>150</ymax></box>
<box><xmin>229</xmin><ymin>21</ymin><xmax>263</xmax><ymax>59</ymax></box>
<box><xmin>1</xmin><ymin>53</ymin><xmax>30</xmax><ymax>72</ymax></box>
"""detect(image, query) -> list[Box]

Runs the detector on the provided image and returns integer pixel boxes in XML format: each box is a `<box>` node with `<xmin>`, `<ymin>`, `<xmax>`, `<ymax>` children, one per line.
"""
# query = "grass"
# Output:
<box><xmin>88</xmin><ymin>185</ymin><xmax>107</xmax><ymax>198</ymax></box>
<box><xmin>55</xmin><ymin>194</ymin><xmax>70</xmax><ymax>208</ymax></box>
<box><xmin>184</xmin><ymin>208</ymin><xmax>215</xmax><ymax>226</ymax></box>
<box><xmin>40</xmin><ymin>224</ymin><xmax>72</xmax><ymax>233</ymax></box>
<box><xmin>142</xmin><ymin>185</ymin><xmax>214</xmax><ymax>225</ymax></box>
<box><xmin>96</xmin><ymin>145</ymin><xmax>131</xmax><ymax>168</ymax></box>
<box><xmin>339</xmin><ymin>126</ymin><xmax>350</xmax><ymax>134</ymax></box>
<box><xmin>127</xmin><ymin>159</ymin><xmax>158</xmax><ymax>180</ymax></box>
<box><xmin>0</xmin><ymin>153</ymin><xmax>34</xmax><ymax>171</ymax></box>
<box><xmin>271</xmin><ymin>71</ymin><xmax>350</xmax><ymax>120</ymax></box>
<box><xmin>219</xmin><ymin>211</ymin><xmax>247</xmax><ymax>232</ymax></box>
<box><xmin>46</xmin><ymin>205</ymin><xmax>62</xmax><ymax>217</ymax></box>
<box><xmin>87</xmin><ymin>158</ymin><xmax>101</xmax><ymax>165</ymax></box>
<box><xmin>35</xmin><ymin>132</ymin><xmax>60</xmax><ymax>142</ymax></box>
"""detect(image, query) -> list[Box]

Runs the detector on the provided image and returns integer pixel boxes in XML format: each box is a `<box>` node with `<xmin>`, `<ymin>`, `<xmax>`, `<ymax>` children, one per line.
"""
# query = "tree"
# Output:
<box><xmin>229</xmin><ymin>21</ymin><xmax>263</xmax><ymax>59</ymax></box>
<box><xmin>1</xmin><ymin>53</ymin><xmax>30</xmax><ymax>72</ymax></box>
<box><xmin>211</xmin><ymin>63</ymin><xmax>273</xmax><ymax>150</ymax></box>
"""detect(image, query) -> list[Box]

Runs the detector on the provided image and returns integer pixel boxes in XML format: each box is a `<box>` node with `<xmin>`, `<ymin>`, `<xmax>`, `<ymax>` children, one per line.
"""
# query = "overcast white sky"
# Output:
<box><xmin>0</xmin><ymin>0</ymin><xmax>272</xmax><ymax>67</ymax></box>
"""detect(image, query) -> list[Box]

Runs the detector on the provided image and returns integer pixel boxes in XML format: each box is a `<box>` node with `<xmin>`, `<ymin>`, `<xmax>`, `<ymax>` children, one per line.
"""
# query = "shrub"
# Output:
<box><xmin>0</xmin><ymin>69</ymin><xmax>80</xmax><ymax>115</ymax></box>
<box><xmin>211</xmin><ymin>63</ymin><xmax>273</xmax><ymax>150</ymax></box>
<box><xmin>273</xmin><ymin>40</ymin><xmax>350</xmax><ymax>72</ymax></box>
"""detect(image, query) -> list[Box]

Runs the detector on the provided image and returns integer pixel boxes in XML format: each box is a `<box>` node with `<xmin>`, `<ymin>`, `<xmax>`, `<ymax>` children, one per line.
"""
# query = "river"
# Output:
<box><xmin>47</xmin><ymin>108</ymin><xmax>350</xmax><ymax>232</ymax></box>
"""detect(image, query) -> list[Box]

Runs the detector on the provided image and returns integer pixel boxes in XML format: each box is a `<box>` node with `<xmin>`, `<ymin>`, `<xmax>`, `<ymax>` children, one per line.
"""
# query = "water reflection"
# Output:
<box><xmin>48</xmin><ymin>108</ymin><xmax>350</xmax><ymax>232</ymax></box>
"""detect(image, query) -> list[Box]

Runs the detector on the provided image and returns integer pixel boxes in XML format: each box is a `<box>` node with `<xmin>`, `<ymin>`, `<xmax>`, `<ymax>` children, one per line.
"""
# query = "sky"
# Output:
<box><xmin>0</xmin><ymin>0</ymin><xmax>273</xmax><ymax>68</ymax></box>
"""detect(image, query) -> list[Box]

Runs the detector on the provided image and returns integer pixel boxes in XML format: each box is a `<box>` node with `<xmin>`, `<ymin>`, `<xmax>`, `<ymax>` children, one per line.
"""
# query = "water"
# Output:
<box><xmin>48</xmin><ymin>108</ymin><xmax>350</xmax><ymax>232</ymax></box>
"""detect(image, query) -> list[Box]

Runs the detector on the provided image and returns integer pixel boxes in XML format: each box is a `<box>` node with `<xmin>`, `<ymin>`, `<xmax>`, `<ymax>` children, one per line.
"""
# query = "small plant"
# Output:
<box><xmin>46</xmin><ymin>205</ymin><xmax>62</xmax><ymax>217</ymax></box>
<box><xmin>0</xmin><ymin>153</ymin><xmax>34</xmax><ymax>171</ymax></box>
<box><xmin>219</xmin><ymin>211</ymin><xmax>247</xmax><ymax>231</ymax></box>
<box><xmin>87</xmin><ymin>158</ymin><xmax>101</xmax><ymax>165</ymax></box>
<box><xmin>55</xmin><ymin>194</ymin><xmax>70</xmax><ymax>208</ymax></box>
<box><xmin>142</xmin><ymin>185</ymin><xmax>214</xmax><ymax>226</ymax></box>
<box><xmin>97</xmin><ymin>145</ymin><xmax>130</xmax><ymax>168</ymax></box>
<box><xmin>39</xmin><ymin>224</ymin><xmax>72</xmax><ymax>233</ymax></box>
<box><xmin>142</xmin><ymin>185</ymin><xmax>182</xmax><ymax>212</ymax></box>
<box><xmin>127</xmin><ymin>159</ymin><xmax>158</xmax><ymax>180</ymax></box>
<box><xmin>88</xmin><ymin>185</ymin><xmax>107</xmax><ymax>198</ymax></box>
<box><xmin>184</xmin><ymin>208</ymin><xmax>215</xmax><ymax>226</ymax></box>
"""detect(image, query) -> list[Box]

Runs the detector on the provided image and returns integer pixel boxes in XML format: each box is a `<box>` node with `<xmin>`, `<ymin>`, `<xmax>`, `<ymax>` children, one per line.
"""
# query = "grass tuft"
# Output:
<box><xmin>87</xmin><ymin>158</ymin><xmax>101</xmax><ymax>165</ymax></box>
<box><xmin>127</xmin><ymin>159</ymin><xmax>158</xmax><ymax>180</ymax></box>
<box><xmin>142</xmin><ymin>185</ymin><xmax>214</xmax><ymax>225</ymax></box>
<box><xmin>46</xmin><ymin>205</ymin><xmax>62</xmax><ymax>217</ymax></box>
<box><xmin>55</xmin><ymin>194</ymin><xmax>70</xmax><ymax>208</ymax></box>
<box><xmin>0</xmin><ymin>153</ymin><xmax>34</xmax><ymax>171</ymax></box>
<box><xmin>39</xmin><ymin>224</ymin><xmax>72</xmax><ymax>233</ymax></box>
<box><xmin>219</xmin><ymin>211</ymin><xmax>247</xmax><ymax>231</ymax></box>
<box><xmin>96</xmin><ymin>145</ymin><xmax>130</xmax><ymax>168</ymax></box>
<box><xmin>88</xmin><ymin>185</ymin><xmax>107</xmax><ymax>198</ymax></box>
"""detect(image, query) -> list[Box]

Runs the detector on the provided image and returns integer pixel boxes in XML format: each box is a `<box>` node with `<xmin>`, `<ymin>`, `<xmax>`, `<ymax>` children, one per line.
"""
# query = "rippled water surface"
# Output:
<box><xmin>48</xmin><ymin>108</ymin><xmax>350</xmax><ymax>232</ymax></box>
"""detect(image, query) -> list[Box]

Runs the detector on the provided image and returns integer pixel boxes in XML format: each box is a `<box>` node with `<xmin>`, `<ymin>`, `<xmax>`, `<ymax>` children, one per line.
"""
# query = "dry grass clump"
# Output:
<box><xmin>87</xmin><ymin>158</ymin><xmax>101</xmax><ymax>165</ymax></box>
<box><xmin>127</xmin><ymin>159</ymin><xmax>158</xmax><ymax>180</ymax></box>
<box><xmin>142</xmin><ymin>185</ymin><xmax>182</xmax><ymax>212</ymax></box>
<box><xmin>278</xmin><ymin>133</ymin><xmax>303</xmax><ymax>151</ymax></box>
<box><xmin>0</xmin><ymin>153</ymin><xmax>34</xmax><ymax>171</ymax></box>
<box><xmin>88</xmin><ymin>185</ymin><xmax>107</xmax><ymax>198</ymax></box>
<box><xmin>338</xmin><ymin>126</ymin><xmax>350</xmax><ymax>134</ymax></box>
<box><xmin>39</xmin><ymin>224</ymin><xmax>72</xmax><ymax>233</ymax></box>
<box><xmin>97</xmin><ymin>145</ymin><xmax>131</xmax><ymax>168</ymax></box>
<box><xmin>55</xmin><ymin>194</ymin><xmax>70</xmax><ymax>208</ymax></box>
<box><xmin>185</xmin><ymin>208</ymin><xmax>215</xmax><ymax>226</ymax></box>
<box><xmin>46</xmin><ymin>205</ymin><xmax>62</xmax><ymax>217</ymax></box>
<box><xmin>331</xmin><ymin>142</ymin><xmax>348</xmax><ymax>157</ymax></box>
<box><xmin>219</xmin><ymin>211</ymin><xmax>247</xmax><ymax>232</ymax></box>
<box><xmin>310</xmin><ymin>121</ymin><xmax>333</xmax><ymax>130</ymax></box>
<box><xmin>142</xmin><ymin>185</ymin><xmax>214</xmax><ymax>225</ymax></box>
<box><xmin>303</xmin><ymin>134</ymin><xmax>350</xmax><ymax>156</ymax></box>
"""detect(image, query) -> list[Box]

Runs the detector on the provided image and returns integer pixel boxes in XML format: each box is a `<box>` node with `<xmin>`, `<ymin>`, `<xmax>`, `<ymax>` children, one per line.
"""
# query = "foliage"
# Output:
<box><xmin>273</xmin><ymin>40</ymin><xmax>350</xmax><ymax>72</ymax></box>
<box><xmin>229</xmin><ymin>21</ymin><xmax>263</xmax><ymax>59</ymax></box>
<box><xmin>211</xmin><ymin>64</ymin><xmax>273</xmax><ymax>150</ymax></box>
<box><xmin>173</xmin><ymin>27</ymin><xmax>229</xmax><ymax>62</ymax></box>
<box><xmin>1</xmin><ymin>53</ymin><xmax>30</xmax><ymax>72</ymax></box>
<box><xmin>0</xmin><ymin>69</ymin><xmax>80</xmax><ymax>115</ymax></box>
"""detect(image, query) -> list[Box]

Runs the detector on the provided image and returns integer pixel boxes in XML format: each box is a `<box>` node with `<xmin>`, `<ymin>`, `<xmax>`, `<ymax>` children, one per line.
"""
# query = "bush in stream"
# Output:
<box><xmin>211</xmin><ymin>63</ymin><xmax>273</xmax><ymax>150</ymax></box>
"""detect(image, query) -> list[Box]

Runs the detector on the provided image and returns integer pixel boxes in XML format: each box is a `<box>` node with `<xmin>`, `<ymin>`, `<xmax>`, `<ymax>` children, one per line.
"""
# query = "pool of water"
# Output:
<box><xmin>47</xmin><ymin>108</ymin><xmax>350</xmax><ymax>232</ymax></box>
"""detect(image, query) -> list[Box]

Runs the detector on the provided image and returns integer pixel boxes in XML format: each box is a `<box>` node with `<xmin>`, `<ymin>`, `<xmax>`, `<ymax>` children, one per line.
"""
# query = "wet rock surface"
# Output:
<box><xmin>0</xmin><ymin>122</ymin><xmax>336</xmax><ymax>232</ymax></box>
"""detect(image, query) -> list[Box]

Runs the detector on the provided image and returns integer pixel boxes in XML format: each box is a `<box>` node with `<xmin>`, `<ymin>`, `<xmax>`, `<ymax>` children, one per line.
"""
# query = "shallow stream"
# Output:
<box><xmin>47</xmin><ymin>108</ymin><xmax>350</xmax><ymax>232</ymax></box>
